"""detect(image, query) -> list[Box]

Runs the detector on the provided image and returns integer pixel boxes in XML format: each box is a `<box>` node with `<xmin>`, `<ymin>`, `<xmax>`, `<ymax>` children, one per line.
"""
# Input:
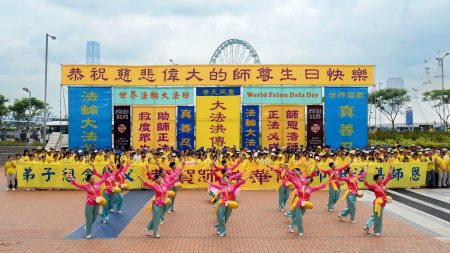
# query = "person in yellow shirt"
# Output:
<box><xmin>60</xmin><ymin>152</ymin><xmax>75</xmax><ymax>164</ymax></box>
<box><xmin>75</xmin><ymin>154</ymin><xmax>85</xmax><ymax>163</ymax></box>
<box><xmin>275</xmin><ymin>154</ymin><xmax>284</xmax><ymax>167</ymax></box>
<box><xmin>94</xmin><ymin>150</ymin><xmax>104</xmax><ymax>163</ymax></box>
<box><xmin>4</xmin><ymin>155</ymin><xmax>16</xmax><ymax>190</ymax></box>
<box><xmin>410</xmin><ymin>153</ymin><xmax>420</xmax><ymax>163</ymax></box>
<box><xmin>259</xmin><ymin>152</ymin><xmax>270</xmax><ymax>167</ymax></box>
<box><xmin>300</xmin><ymin>154</ymin><xmax>315</xmax><ymax>175</ymax></box>
<box><xmin>137</xmin><ymin>154</ymin><xmax>149</xmax><ymax>167</ymax></box>
<box><xmin>27</xmin><ymin>155</ymin><xmax>38</xmax><ymax>163</ymax></box>
<box><xmin>45</xmin><ymin>151</ymin><xmax>54</xmax><ymax>163</ymax></box>
<box><xmin>425</xmin><ymin>151</ymin><xmax>436</xmax><ymax>188</ymax></box>
<box><xmin>435</xmin><ymin>151</ymin><xmax>447</xmax><ymax>187</ymax></box>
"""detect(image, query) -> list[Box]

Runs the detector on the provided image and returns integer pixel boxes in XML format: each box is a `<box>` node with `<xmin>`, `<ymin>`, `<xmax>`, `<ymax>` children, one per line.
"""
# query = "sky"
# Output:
<box><xmin>1</xmin><ymin>0</ymin><xmax>450</xmax><ymax>125</ymax></box>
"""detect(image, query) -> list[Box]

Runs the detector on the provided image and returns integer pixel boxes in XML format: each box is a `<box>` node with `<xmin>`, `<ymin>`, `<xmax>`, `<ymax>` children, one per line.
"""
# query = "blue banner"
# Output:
<box><xmin>69</xmin><ymin>87</ymin><xmax>112</xmax><ymax>149</ymax></box>
<box><xmin>406</xmin><ymin>108</ymin><xmax>413</xmax><ymax>126</ymax></box>
<box><xmin>176</xmin><ymin>106</ymin><xmax>195</xmax><ymax>150</ymax></box>
<box><xmin>241</xmin><ymin>105</ymin><xmax>260</xmax><ymax>150</ymax></box>
<box><xmin>324</xmin><ymin>87</ymin><xmax>368</xmax><ymax>150</ymax></box>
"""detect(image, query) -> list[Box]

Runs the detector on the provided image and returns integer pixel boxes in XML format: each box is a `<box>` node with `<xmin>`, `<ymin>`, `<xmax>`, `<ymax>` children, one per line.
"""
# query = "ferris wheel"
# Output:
<box><xmin>209</xmin><ymin>39</ymin><xmax>261</xmax><ymax>64</ymax></box>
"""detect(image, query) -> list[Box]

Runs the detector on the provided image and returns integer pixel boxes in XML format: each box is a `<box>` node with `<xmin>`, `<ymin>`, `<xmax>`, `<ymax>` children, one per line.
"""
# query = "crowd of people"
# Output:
<box><xmin>2</xmin><ymin>144</ymin><xmax>449</xmax><ymax>239</ymax></box>
<box><xmin>0</xmin><ymin>127</ymin><xmax>41</xmax><ymax>142</ymax></box>
<box><xmin>4</xmin><ymin>144</ymin><xmax>450</xmax><ymax>189</ymax></box>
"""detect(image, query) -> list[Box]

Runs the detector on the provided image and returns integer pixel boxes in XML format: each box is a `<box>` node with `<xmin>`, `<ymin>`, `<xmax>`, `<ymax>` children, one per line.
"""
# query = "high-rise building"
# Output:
<box><xmin>86</xmin><ymin>41</ymin><xmax>100</xmax><ymax>64</ymax></box>
<box><xmin>386</xmin><ymin>78</ymin><xmax>404</xmax><ymax>89</ymax></box>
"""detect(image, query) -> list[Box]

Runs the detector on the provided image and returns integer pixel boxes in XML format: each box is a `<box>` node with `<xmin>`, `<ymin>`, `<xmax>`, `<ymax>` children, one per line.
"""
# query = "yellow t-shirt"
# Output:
<box><xmin>447</xmin><ymin>158</ymin><xmax>450</xmax><ymax>172</ymax></box>
<box><xmin>425</xmin><ymin>157</ymin><xmax>435</xmax><ymax>171</ymax></box>
<box><xmin>20</xmin><ymin>156</ymin><xmax>30</xmax><ymax>162</ymax></box>
<box><xmin>435</xmin><ymin>157</ymin><xmax>446</xmax><ymax>171</ymax></box>
<box><xmin>5</xmin><ymin>161</ymin><xmax>16</xmax><ymax>174</ymax></box>
<box><xmin>46</xmin><ymin>154</ymin><xmax>54</xmax><ymax>163</ymax></box>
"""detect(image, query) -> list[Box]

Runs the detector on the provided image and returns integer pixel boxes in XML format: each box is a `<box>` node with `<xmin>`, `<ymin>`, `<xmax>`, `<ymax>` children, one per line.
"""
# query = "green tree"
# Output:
<box><xmin>8</xmin><ymin>97</ymin><xmax>46</xmax><ymax>122</ymax></box>
<box><xmin>422</xmin><ymin>89</ymin><xmax>450</xmax><ymax>129</ymax></box>
<box><xmin>0</xmin><ymin>94</ymin><xmax>8</xmax><ymax>123</ymax></box>
<box><xmin>369</xmin><ymin>88</ymin><xmax>410</xmax><ymax>130</ymax></box>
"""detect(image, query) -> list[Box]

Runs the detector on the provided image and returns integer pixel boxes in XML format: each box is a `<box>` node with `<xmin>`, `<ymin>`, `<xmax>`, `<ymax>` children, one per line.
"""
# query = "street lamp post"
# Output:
<box><xmin>44</xmin><ymin>33</ymin><xmax>56</xmax><ymax>145</ymax></box>
<box><xmin>435</xmin><ymin>52</ymin><xmax>449</xmax><ymax>130</ymax></box>
<box><xmin>22</xmin><ymin>87</ymin><xmax>31</xmax><ymax>145</ymax></box>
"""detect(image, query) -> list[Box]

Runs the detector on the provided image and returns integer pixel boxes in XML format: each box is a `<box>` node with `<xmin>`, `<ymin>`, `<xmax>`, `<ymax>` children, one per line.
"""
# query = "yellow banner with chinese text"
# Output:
<box><xmin>153</xmin><ymin>106</ymin><xmax>176</xmax><ymax>148</ymax></box>
<box><xmin>61</xmin><ymin>64</ymin><xmax>374</xmax><ymax>86</ymax></box>
<box><xmin>282</xmin><ymin>105</ymin><xmax>306</xmax><ymax>147</ymax></box>
<box><xmin>262</xmin><ymin>105</ymin><xmax>282</xmax><ymax>148</ymax></box>
<box><xmin>196</xmin><ymin>89</ymin><xmax>240</xmax><ymax>148</ymax></box>
<box><xmin>262</xmin><ymin>105</ymin><xmax>306</xmax><ymax>148</ymax></box>
<box><xmin>132</xmin><ymin>106</ymin><xmax>176</xmax><ymax>149</ymax></box>
<box><xmin>16</xmin><ymin>162</ymin><xmax>145</xmax><ymax>190</ymax></box>
<box><xmin>15</xmin><ymin>162</ymin><xmax>426</xmax><ymax>190</ymax></box>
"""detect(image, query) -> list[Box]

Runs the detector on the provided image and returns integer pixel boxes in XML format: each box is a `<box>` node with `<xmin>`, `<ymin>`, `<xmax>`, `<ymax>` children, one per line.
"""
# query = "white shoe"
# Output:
<box><xmin>12</xmin><ymin>188</ymin><xmax>15</xmax><ymax>191</ymax></box>
<box><xmin>154</xmin><ymin>234</ymin><xmax>160</xmax><ymax>238</ymax></box>
<box><xmin>160</xmin><ymin>220</ymin><xmax>165</xmax><ymax>224</ymax></box>
<box><xmin>337</xmin><ymin>214</ymin><xmax>343</xmax><ymax>222</ymax></box>
<box><xmin>363</xmin><ymin>226</ymin><xmax>370</xmax><ymax>234</ymax></box>
<box><xmin>281</xmin><ymin>208</ymin><xmax>284</xmax><ymax>212</ymax></box>
<box><xmin>5</xmin><ymin>188</ymin><xmax>9</xmax><ymax>191</ymax></box>
<box><xmin>328</xmin><ymin>209</ymin><xmax>334</xmax><ymax>212</ymax></box>
<box><xmin>373</xmin><ymin>233</ymin><xmax>381</xmax><ymax>237</ymax></box>
<box><xmin>145</xmin><ymin>228</ymin><xmax>151</xmax><ymax>236</ymax></box>
<box><xmin>298</xmin><ymin>233</ymin><xmax>303</xmax><ymax>236</ymax></box>
<box><xmin>118</xmin><ymin>210</ymin><xmax>122</xmax><ymax>214</ymax></box>
<box><xmin>170</xmin><ymin>209</ymin><xmax>175</xmax><ymax>212</ymax></box>
<box><xmin>110</xmin><ymin>209</ymin><xmax>114</xmax><ymax>212</ymax></box>
<box><xmin>351</xmin><ymin>220</ymin><xmax>356</xmax><ymax>223</ymax></box>
<box><xmin>102</xmin><ymin>219</ymin><xmax>107</xmax><ymax>224</ymax></box>
<box><xmin>86</xmin><ymin>234</ymin><xmax>91</xmax><ymax>239</ymax></box>
<box><xmin>219</xmin><ymin>232</ymin><xmax>226</xmax><ymax>237</ymax></box>
<box><xmin>284</xmin><ymin>212</ymin><xmax>288</xmax><ymax>217</ymax></box>
<box><xmin>289</xmin><ymin>225</ymin><xmax>294</xmax><ymax>233</ymax></box>
<box><xmin>167</xmin><ymin>210</ymin><xmax>172</xmax><ymax>214</ymax></box>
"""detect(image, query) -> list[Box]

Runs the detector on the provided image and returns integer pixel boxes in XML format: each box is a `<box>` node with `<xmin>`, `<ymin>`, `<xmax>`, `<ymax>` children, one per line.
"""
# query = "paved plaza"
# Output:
<box><xmin>1</xmin><ymin>169</ymin><xmax>449</xmax><ymax>253</ymax></box>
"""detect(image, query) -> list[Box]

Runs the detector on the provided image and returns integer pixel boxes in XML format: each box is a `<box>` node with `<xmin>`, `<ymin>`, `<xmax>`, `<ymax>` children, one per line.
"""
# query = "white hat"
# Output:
<box><xmin>314</xmin><ymin>156</ymin><xmax>320</xmax><ymax>160</ymax></box>
<box><xmin>161</xmin><ymin>155</ymin><xmax>167</xmax><ymax>159</ymax></box>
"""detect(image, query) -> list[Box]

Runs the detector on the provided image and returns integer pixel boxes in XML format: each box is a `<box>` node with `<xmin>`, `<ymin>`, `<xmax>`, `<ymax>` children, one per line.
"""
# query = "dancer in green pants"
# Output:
<box><xmin>317</xmin><ymin>161</ymin><xmax>352</xmax><ymax>212</ymax></box>
<box><xmin>363</xmin><ymin>165</ymin><xmax>393</xmax><ymax>236</ymax></box>
<box><xmin>337</xmin><ymin>167</ymin><xmax>364</xmax><ymax>223</ymax></box>
<box><xmin>70</xmin><ymin>173</ymin><xmax>106</xmax><ymax>239</ymax></box>
<box><xmin>206</xmin><ymin>174</ymin><xmax>250</xmax><ymax>237</ymax></box>
<box><xmin>269</xmin><ymin>164</ymin><xmax>291</xmax><ymax>211</ymax></box>
<box><xmin>139</xmin><ymin>171</ymin><xmax>179</xmax><ymax>238</ymax></box>
<box><xmin>288</xmin><ymin>175</ymin><xmax>329</xmax><ymax>235</ymax></box>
